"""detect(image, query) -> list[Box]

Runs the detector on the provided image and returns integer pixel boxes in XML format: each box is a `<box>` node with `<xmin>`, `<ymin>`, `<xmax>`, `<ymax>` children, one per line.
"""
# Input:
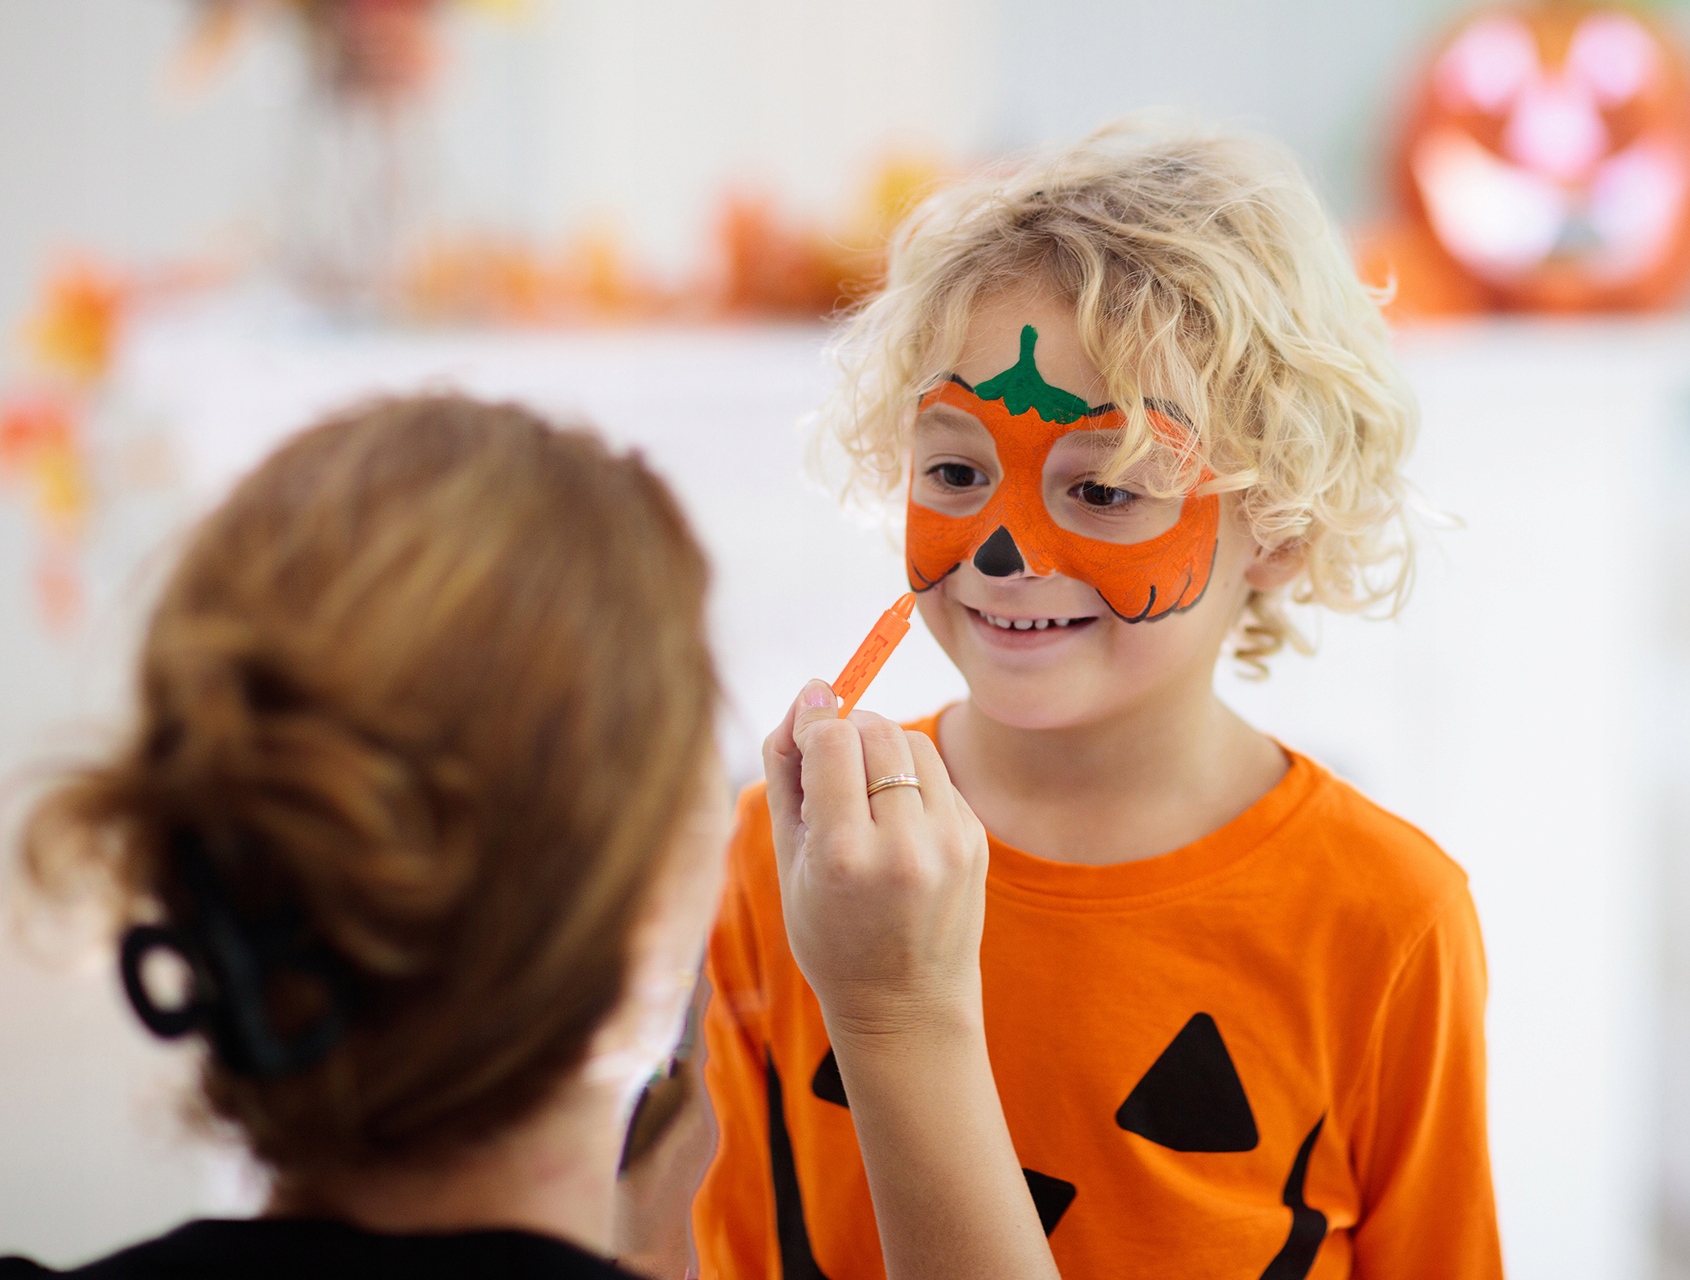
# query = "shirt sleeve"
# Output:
<box><xmin>1348</xmin><ymin>886</ymin><xmax>1504</xmax><ymax>1280</ymax></box>
<box><xmin>692</xmin><ymin>789</ymin><xmax>778</xmax><ymax>1280</ymax></box>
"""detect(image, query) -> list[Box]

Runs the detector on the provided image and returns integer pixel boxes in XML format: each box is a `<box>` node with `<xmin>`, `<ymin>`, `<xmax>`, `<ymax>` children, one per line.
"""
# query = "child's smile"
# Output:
<box><xmin>964</xmin><ymin>604</ymin><xmax>1098</xmax><ymax>642</ymax></box>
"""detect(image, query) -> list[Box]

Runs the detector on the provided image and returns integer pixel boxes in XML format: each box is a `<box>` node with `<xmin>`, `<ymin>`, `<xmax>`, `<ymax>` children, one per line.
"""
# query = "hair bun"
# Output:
<box><xmin>22</xmin><ymin>394</ymin><xmax>717</xmax><ymax>1170</ymax></box>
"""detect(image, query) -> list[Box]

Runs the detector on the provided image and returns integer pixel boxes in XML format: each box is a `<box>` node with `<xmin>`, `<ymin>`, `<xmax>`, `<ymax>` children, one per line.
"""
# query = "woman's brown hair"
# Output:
<box><xmin>20</xmin><ymin>394</ymin><xmax>717</xmax><ymax>1173</ymax></box>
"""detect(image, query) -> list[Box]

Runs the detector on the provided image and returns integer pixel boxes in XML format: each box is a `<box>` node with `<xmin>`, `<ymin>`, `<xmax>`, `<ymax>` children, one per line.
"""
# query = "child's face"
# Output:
<box><xmin>909</xmin><ymin>290</ymin><xmax>1273</xmax><ymax>731</ymax></box>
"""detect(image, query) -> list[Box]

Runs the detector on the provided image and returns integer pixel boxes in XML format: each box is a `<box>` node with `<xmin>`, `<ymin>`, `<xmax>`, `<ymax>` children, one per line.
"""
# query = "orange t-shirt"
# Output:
<box><xmin>693</xmin><ymin>717</ymin><xmax>1502</xmax><ymax>1280</ymax></box>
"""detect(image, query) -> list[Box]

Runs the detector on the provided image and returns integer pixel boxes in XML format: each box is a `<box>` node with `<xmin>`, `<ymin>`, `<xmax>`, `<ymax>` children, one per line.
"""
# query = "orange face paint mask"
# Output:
<box><xmin>906</xmin><ymin>325</ymin><xmax>1219</xmax><ymax>623</ymax></box>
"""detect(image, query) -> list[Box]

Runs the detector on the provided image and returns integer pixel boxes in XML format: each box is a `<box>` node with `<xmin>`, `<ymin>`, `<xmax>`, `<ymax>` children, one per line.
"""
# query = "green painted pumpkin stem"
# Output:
<box><xmin>973</xmin><ymin>325</ymin><xmax>1092</xmax><ymax>424</ymax></box>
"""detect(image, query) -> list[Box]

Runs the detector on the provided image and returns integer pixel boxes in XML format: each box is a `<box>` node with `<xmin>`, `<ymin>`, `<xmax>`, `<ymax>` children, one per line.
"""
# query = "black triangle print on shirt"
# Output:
<box><xmin>1116</xmin><ymin>1012</ymin><xmax>1260</xmax><ymax>1152</ymax></box>
<box><xmin>1022</xmin><ymin>1168</ymin><xmax>1077</xmax><ymax>1236</ymax></box>
<box><xmin>811</xmin><ymin>1047</ymin><xmax>849</xmax><ymax>1108</ymax></box>
<box><xmin>766</xmin><ymin>1049</ymin><xmax>833</xmax><ymax>1280</ymax></box>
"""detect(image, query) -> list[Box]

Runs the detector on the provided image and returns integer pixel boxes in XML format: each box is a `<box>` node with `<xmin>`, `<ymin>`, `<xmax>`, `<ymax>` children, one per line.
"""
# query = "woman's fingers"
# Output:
<box><xmin>765</xmin><ymin>680</ymin><xmax>837</xmax><ymax>876</ymax></box>
<box><xmin>790</xmin><ymin>684</ymin><xmax>870</xmax><ymax>858</ymax></box>
<box><xmin>765</xmin><ymin>687</ymin><xmax>989</xmax><ymax>1052</ymax></box>
<box><xmin>853</xmin><ymin>712</ymin><xmax>921</xmax><ymax>817</ymax></box>
<box><xmin>904</xmin><ymin>730</ymin><xmax>952</xmax><ymax>818</ymax></box>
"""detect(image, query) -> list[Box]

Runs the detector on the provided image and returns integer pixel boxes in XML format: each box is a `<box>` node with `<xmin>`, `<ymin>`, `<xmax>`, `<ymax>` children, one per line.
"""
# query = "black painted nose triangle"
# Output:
<box><xmin>973</xmin><ymin>525</ymin><xmax>1025</xmax><ymax>577</ymax></box>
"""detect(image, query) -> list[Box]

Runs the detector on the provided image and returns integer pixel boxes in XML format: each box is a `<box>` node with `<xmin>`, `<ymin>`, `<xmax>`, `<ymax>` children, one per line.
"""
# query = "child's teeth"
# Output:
<box><xmin>979</xmin><ymin>611</ymin><xmax>1084</xmax><ymax>631</ymax></box>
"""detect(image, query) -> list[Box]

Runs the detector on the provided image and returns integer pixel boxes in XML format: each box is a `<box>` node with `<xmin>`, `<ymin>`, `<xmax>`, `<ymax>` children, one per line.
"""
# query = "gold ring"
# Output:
<box><xmin>866</xmin><ymin>773</ymin><xmax>922</xmax><ymax>797</ymax></box>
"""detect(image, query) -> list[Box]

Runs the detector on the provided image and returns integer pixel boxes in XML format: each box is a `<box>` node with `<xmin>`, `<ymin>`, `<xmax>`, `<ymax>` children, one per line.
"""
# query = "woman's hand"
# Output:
<box><xmin>762</xmin><ymin>680</ymin><xmax>989</xmax><ymax>1048</ymax></box>
<box><xmin>761</xmin><ymin>680</ymin><xmax>1059</xmax><ymax>1280</ymax></box>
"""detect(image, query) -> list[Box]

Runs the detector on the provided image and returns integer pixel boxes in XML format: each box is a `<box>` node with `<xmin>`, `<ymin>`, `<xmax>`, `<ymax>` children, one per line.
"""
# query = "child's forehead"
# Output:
<box><xmin>946</xmin><ymin>292</ymin><xmax>1107</xmax><ymax>406</ymax></box>
<box><xmin>935</xmin><ymin>295</ymin><xmax>1187</xmax><ymax>419</ymax></box>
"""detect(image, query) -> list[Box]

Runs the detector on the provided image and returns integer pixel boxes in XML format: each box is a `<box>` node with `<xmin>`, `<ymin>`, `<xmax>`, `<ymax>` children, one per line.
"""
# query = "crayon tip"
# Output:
<box><xmin>892</xmin><ymin>592</ymin><xmax>917</xmax><ymax>621</ymax></box>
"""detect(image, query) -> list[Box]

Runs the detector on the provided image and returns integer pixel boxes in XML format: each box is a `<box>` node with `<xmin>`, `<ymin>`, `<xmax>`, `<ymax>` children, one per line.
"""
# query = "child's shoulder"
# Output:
<box><xmin>726</xmin><ymin>740</ymin><xmax>1476</xmax><ymax>942</ymax></box>
<box><xmin>1284</xmin><ymin>750</ymin><xmax>1473</xmax><ymax>936</ymax></box>
<box><xmin>732</xmin><ymin>777</ymin><xmax>773</xmax><ymax>833</ymax></box>
<box><xmin>726</xmin><ymin>779</ymin><xmax>779</xmax><ymax>893</ymax></box>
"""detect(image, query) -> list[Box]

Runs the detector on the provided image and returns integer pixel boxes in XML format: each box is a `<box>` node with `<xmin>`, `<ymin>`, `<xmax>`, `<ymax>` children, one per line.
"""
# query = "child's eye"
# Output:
<box><xmin>1072</xmin><ymin>480</ymin><xmax>1138</xmax><ymax>508</ymax></box>
<box><xmin>927</xmin><ymin>462</ymin><xmax>988</xmax><ymax>490</ymax></box>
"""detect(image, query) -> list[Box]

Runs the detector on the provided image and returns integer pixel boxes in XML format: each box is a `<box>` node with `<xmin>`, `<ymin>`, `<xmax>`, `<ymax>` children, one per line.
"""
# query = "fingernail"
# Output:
<box><xmin>801</xmin><ymin>681</ymin><xmax>836</xmax><ymax>709</ymax></box>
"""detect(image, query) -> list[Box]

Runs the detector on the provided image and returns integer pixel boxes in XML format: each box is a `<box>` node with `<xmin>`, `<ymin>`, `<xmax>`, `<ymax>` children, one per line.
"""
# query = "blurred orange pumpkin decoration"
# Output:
<box><xmin>1393</xmin><ymin>1</ymin><xmax>1690</xmax><ymax>313</ymax></box>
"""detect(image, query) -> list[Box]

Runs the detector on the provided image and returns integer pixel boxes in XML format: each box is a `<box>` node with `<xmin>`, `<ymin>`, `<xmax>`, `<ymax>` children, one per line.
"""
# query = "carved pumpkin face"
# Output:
<box><xmin>1400</xmin><ymin>2</ymin><xmax>1690</xmax><ymax>310</ymax></box>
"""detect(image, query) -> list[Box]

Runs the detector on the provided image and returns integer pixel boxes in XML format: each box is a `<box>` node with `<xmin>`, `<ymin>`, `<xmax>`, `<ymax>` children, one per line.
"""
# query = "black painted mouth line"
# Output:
<box><xmin>1099</xmin><ymin>534</ymin><xmax>1217</xmax><ymax>625</ymax></box>
<box><xmin>908</xmin><ymin>560</ymin><xmax>959</xmax><ymax>591</ymax></box>
<box><xmin>767</xmin><ymin>1049</ymin><xmax>833</xmax><ymax>1280</ymax></box>
<box><xmin>1258</xmin><ymin>1114</ymin><xmax>1328</xmax><ymax>1280</ymax></box>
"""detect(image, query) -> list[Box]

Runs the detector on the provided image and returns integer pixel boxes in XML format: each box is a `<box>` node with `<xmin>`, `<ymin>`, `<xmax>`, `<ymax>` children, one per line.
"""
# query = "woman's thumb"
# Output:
<box><xmin>793</xmin><ymin>679</ymin><xmax>839</xmax><ymax>736</ymax></box>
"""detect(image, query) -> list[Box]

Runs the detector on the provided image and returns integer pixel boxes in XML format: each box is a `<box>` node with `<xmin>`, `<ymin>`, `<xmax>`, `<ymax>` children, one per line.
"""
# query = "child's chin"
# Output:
<box><xmin>967</xmin><ymin>679</ymin><xmax>1109</xmax><ymax>732</ymax></box>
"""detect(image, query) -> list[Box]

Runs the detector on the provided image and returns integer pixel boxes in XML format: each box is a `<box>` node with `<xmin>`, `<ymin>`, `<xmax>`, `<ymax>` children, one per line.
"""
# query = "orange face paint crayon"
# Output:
<box><xmin>831</xmin><ymin>592</ymin><xmax>917</xmax><ymax>718</ymax></box>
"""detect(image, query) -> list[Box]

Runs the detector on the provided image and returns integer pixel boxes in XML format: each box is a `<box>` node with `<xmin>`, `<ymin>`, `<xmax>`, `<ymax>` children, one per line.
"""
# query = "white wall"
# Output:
<box><xmin>988</xmin><ymin>0</ymin><xmax>1471</xmax><ymax>215</ymax></box>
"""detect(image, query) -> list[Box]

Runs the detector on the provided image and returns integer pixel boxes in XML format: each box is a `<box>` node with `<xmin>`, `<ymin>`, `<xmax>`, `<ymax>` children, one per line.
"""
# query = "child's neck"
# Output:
<box><xmin>937</xmin><ymin>674</ymin><xmax>1287</xmax><ymax>868</ymax></box>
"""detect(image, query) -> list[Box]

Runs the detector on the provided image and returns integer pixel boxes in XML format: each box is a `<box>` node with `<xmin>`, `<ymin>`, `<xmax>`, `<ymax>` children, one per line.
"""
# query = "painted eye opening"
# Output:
<box><xmin>927</xmin><ymin>461</ymin><xmax>989</xmax><ymax>490</ymax></box>
<box><xmin>1071</xmin><ymin>479</ymin><xmax>1139</xmax><ymax>508</ymax></box>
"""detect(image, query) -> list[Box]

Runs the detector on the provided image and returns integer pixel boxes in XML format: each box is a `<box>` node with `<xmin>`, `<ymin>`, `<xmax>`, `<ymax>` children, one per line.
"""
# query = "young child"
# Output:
<box><xmin>693</xmin><ymin>120</ymin><xmax>1502</xmax><ymax>1279</ymax></box>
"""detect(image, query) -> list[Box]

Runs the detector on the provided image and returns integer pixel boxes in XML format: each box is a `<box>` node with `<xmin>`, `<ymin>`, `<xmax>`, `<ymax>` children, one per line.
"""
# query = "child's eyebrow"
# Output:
<box><xmin>1141</xmin><ymin>398</ymin><xmax>1194</xmax><ymax>430</ymax></box>
<box><xmin>914</xmin><ymin>400</ymin><xmax>992</xmax><ymax>436</ymax></box>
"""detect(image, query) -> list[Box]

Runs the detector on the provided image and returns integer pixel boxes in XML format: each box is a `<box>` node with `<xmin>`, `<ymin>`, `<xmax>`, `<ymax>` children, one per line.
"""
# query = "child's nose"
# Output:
<box><xmin>972</xmin><ymin>526</ymin><xmax>1026</xmax><ymax>577</ymax></box>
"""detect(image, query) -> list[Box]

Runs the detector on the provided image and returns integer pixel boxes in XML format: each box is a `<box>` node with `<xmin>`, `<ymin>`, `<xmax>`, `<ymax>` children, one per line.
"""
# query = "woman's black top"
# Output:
<box><xmin>0</xmin><ymin>1218</ymin><xmax>632</xmax><ymax>1279</ymax></box>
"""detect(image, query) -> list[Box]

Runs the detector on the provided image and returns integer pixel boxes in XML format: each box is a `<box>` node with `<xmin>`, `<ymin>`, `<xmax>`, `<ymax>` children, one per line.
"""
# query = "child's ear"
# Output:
<box><xmin>1244</xmin><ymin>540</ymin><xmax>1304</xmax><ymax>592</ymax></box>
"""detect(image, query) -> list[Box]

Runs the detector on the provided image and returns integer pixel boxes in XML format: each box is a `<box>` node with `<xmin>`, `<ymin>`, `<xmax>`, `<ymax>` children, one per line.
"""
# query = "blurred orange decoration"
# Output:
<box><xmin>0</xmin><ymin>260</ymin><xmax>129</xmax><ymax>630</ymax></box>
<box><xmin>401</xmin><ymin>156</ymin><xmax>948</xmax><ymax>326</ymax></box>
<box><xmin>0</xmin><ymin>256</ymin><xmax>219</xmax><ymax>631</ymax></box>
<box><xmin>25</xmin><ymin>260</ymin><xmax>130</xmax><ymax>383</ymax></box>
<box><xmin>1360</xmin><ymin>1</ymin><xmax>1690</xmax><ymax>317</ymax></box>
<box><xmin>0</xmin><ymin>396</ymin><xmax>88</xmax><ymax>532</ymax></box>
<box><xmin>0</xmin><ymin>388</ymin><xmax>91</xmax><ymax>633</ymax></box>
<box><xmin>402</xmin><ymin>229</ymin><xmax>680</xmax><ymax>325</ymax></box>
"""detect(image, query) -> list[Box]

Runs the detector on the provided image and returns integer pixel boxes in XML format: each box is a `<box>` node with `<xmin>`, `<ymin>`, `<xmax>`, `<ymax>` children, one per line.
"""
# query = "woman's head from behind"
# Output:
<box><xmin>23</xmin><ymin>394</ymin><xmax>723</xmax><ymax>1185</ymax></box>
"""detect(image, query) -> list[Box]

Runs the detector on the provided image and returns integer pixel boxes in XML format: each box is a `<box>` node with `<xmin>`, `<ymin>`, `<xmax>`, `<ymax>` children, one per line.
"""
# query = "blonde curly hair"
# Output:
<box><xmin>818</xmin><ymin>116</ymin><xmax>1418</xmax><ymax>672</ymax></box>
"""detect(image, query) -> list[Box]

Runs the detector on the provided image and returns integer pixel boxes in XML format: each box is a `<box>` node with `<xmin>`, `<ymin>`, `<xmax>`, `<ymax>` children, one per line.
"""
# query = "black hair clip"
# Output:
<box><xmin>118</xmin><ymin>831</ymin><xmax>354</xmax><ymax>1079</ymax></box>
